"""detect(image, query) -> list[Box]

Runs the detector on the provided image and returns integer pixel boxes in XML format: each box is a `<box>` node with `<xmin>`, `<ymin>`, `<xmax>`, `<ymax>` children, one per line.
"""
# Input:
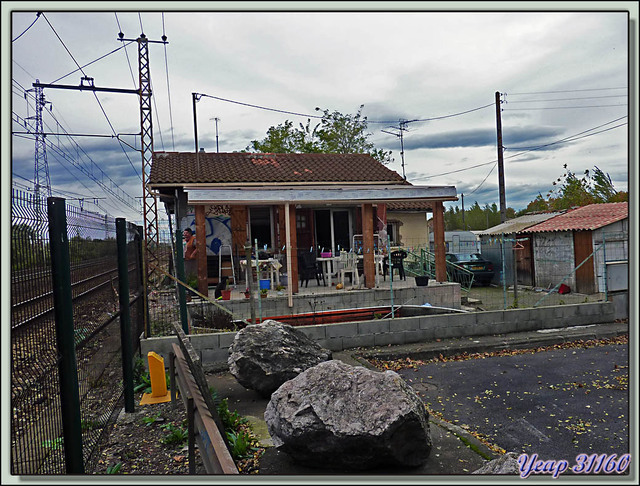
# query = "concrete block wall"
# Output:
<box><xmin>141</xmin><ymin>301</ymin><xmax>616</xmax><ymax>367</ymax></box>
<box><xmin>194</xmin><ymin>282</ymin><xmax>461</xmax><ymax>322</ymax></box>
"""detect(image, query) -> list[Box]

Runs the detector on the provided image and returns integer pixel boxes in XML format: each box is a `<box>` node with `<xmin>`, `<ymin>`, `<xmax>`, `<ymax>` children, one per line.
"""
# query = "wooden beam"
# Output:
<box><xmin>362</xmin><ymin>203</ymin><xmax>375</xmax><ymax>288</ymax></box>
<box><xmin>195</xmin><ymin>205</ymin><xmax>208</xmax><ymax>296</ymax></box>
<box><xmin>433</xmin><ymin>201</ymin><xmax>447</xmax><ymax>282</ymax></box>
<box><xmin>287</xmin><ymin>204</ymin><xmax>299</xmax><ymax>294</ymax></box>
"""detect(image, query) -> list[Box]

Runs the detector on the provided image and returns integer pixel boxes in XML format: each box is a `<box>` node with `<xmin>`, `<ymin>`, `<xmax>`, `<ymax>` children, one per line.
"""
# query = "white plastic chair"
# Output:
<box><xmin>339</xmin><ymin>251</ymin><xmax>360</xmax><ymax>287</ymax></box>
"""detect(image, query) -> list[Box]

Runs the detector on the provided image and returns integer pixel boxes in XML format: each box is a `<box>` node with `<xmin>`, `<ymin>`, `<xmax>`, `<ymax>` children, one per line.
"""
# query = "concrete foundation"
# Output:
<box><xmin>141</xmin><ymin>301</ymin><xmax>617</xmax><ymax>368</ymax></box>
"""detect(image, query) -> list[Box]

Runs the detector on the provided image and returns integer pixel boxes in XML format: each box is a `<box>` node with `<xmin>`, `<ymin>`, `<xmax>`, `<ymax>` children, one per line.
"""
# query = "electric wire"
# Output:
<box><xmin>12</xmin><ymin>12</ymin><xmax>41</xmax><ymax>42</ymax></box>
<box><xmin>466</xmin><ymin>163</ymin><xmax>498</xmax><ymax>196</ymax></box>
<box><xmin>48</xmin><ymin>42</ymin><xmax>135</xmax><ymax>85</ymax></box>
<box><xmin>410</xmin><ymin>116</ymin><xmax>627</xmax><ymax>183</ymax></box>
<box><xmin>41</xmin><ymin>13</ymin><xmax>142</xmax><ymax>182</ymax></box>
<box><xmin>197</xmin><ymin>92</ymin><xmax>495</xmax><ymax>125</ymax></box>
<box><xmin>507</xmin><ymin>87</ymin><xmax>627</xmax><ymax>95</ymax></box>
<box><xmin>505</xmin><ymin>94</ymin><xmax>627</xmax><ymax>103</ymax></box>
<box><xmin>162</xmin><ymin>12</ymin><xmax>176</xmax><ymax>151</ymax></box>
<box><xmin>115</xmin><ymin>13</ymin><xmax>138</xmax><ymax>87</ymax></box>
<box><xmin>504</xmin><ymin>103</ymin><xmax>627</xmax><ymax>110</ymax></box>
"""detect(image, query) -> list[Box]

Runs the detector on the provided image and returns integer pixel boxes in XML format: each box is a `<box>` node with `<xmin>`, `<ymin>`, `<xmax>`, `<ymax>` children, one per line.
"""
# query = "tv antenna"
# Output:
<box><xmin>210</xmin><ymin>117</ymin><xmax>220</xmax><ymax>152</ymax></box>
<box><xmin>382</xmin><ymin>120</ymin><xmax>409</xmax><ymax>179</ymax></box>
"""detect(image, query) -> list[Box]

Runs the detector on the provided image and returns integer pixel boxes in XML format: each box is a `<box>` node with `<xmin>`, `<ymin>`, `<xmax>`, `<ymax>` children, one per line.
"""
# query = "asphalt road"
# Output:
<box><xmin>396</xmin><ymin>340</ymin><xmax>630</xmax><ymax>473</ymax></box>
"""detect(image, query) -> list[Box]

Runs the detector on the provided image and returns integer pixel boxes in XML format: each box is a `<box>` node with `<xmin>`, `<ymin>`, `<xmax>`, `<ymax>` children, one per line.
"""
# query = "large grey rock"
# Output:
<box><xmin>264</xmin><ymin>359</ymin><xmax>432</xmax><ymax>470</ymax></box>
<box><xmin>228</xmin><ymin>320</ymin><xmax>332</xmax><ymax>397</ymax></box>
<box><xmin>472</xmin><ymin>452</ymin><xmax>520</xmax><ymax>474</ymax></box>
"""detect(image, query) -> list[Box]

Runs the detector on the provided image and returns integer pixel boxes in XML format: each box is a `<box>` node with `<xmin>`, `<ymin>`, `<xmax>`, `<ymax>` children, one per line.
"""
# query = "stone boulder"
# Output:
<box><xmin>228</xmin><ymin>319</ymin><xmax>332</xmax><ymax>397</ymax></box>
<box><xmin>264</xmin><ymin>359</ymin><xmax>432</xmax><ymax>470</ymax></box>
<box><xmin>472</xmin><ymin>452</ymin><xmax>520</xmax><ymax>474</ymax></box>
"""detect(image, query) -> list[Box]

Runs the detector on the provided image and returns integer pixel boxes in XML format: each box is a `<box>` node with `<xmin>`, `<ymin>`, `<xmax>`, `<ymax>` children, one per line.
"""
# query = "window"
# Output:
<box><xmin>387</xmin><ymin>221</ymin><xmax>400</xmax><ymax>246</ymax></box>
<box><xmin>296</xmin><ymin>213</ymin><xmax>307</xmax><ymax>230</ymax></box>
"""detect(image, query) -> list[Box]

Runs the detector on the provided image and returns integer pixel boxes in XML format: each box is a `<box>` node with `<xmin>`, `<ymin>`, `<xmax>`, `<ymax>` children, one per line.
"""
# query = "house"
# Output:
<box><xmin>479</xmin><ymin>203</ymin><xmax>628</xmax><ymax>292</ymax></box>
<box><xmin>149</xmin><ymin>152</ymin><xmax>458</xmax><ymax>297</ymax></box>
<box><xmin>385</xmin><ymin>201</ymin><xmax>432</xmax><ymax>250</ymax></box>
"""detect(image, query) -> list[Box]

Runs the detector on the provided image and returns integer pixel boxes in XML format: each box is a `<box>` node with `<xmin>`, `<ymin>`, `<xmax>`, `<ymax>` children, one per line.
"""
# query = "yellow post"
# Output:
<box><xmin>140</xmin><ymin>351</ymin><xmax>171</xmax><ymax>405</ymax></box>
<box><xmin>148</xmin><ymin>351</ymin><xmax>167</xmax><ymax>397</ymax></box>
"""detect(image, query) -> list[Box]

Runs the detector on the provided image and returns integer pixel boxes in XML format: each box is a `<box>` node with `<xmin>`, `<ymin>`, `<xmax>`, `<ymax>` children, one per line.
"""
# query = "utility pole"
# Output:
<box><xmin>210</xmin><ymin>117</ymin><xmax>220</xmax><ymax>153</ymax></box>
<box><xmin>33</xmin><ymin>32</ymin><xmax>167</xmax><ymax>335</ymax></box>
<box><xmin>495</xmin><ymin>91</ymin><xmax>507</xmax><ymax>223</ymax></box>
<box><xmin>461</xmin><ymin>193</ymin><xmax>465</xmax><ymax>230</ymax></box>
<box><xmin>29</xmin><ymin>79</ymin><xmax>52</xmax><ymax>227</ymax></box>
<box><xmin>382</xmin><ymin>120</ymin><xmax>409</xmax><ymax>180</ymax></box>
<box><xmin>192</xmin><ymin>93</ymin><xmax>202</xmax><ymax>172</ymax></box>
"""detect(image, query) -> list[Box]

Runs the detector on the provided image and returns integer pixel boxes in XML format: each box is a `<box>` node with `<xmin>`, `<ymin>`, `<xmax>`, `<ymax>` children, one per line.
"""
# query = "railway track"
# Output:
<box><xmin>11</xmin><ymin>257</ymin><xmax>136</xmax><ymax>330</ymax></box>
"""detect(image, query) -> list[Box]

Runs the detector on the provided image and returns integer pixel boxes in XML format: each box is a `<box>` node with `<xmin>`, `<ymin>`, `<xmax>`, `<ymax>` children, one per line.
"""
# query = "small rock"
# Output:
<box><xmin>472</xmin><ymin>451</ymin><xmax>520</xmax><ymax>474</ymax></box>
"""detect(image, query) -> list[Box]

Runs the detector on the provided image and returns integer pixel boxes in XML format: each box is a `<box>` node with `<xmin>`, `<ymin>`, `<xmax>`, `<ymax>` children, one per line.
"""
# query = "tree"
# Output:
<box><xmin>444</xmin><ymin>201</ymin><xmax>513</xmax><ymax>230</ymax></box>
<box><xmin>518</xmin><ymin>164</ymin><xmax>627</xmax><ymax>215</ymax></box>
<box><xmin>247</xmin><ymin>105</ymin><xmax>393</xmax><ymax>165</ymax></box>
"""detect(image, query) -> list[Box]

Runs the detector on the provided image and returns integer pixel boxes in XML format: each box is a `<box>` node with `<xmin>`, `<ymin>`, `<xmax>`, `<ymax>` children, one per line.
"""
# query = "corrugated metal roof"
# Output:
<box><xmin>525</xmin><ymin>202</ymin><xmax>628</xmax><ymax>232</ymax></box>
<box><xmin>149</xmin><ymin>152</ymin><xmax>407</xmax><ymax>185</ymax></box>
<box><xmin>479</xmin><ymin>212</ymin><xmax>562</xmax><ymax>235</ymax></box>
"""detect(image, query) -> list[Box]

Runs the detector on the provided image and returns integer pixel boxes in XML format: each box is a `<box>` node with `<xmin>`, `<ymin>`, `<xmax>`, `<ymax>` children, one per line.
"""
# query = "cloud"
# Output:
<box><xmin>402</xmin><ymin>125</ymin><xmax>565</xmax><ymax>150</ymax></box>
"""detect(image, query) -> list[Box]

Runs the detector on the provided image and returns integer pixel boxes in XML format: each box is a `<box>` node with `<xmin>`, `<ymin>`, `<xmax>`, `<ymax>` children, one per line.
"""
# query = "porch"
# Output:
<box><xmin>188</xmin><ymin>273</ymin><xmax>463</xmax><ymax>327</ymax></box>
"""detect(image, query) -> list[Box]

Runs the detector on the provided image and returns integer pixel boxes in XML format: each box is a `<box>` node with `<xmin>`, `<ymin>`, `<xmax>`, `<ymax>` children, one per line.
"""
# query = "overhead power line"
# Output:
<box><xmin>410</xmin><ymin>115</ymin><xmax>627</xmax><ymax>183</ymax></box>
<box><xmin>196</xmin><ymin>92</ymin><xmax>495</xmax><ymax>125</ymax></box>
<box><xmin>12</xmin><ymin>12</ymin><xmax>41</xmax><ymax>42</ymax></box>
<box><xmin>507</xmin><ymin>87</ymin><xmax>627</xmax><ymax>95</ymax></box>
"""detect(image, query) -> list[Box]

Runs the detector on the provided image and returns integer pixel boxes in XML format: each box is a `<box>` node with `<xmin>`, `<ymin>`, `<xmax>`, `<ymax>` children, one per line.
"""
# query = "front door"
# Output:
<box><xmin>574</xmin><ymin>230</ymin><xmax>595</xmax><ymax>294</ymax></box>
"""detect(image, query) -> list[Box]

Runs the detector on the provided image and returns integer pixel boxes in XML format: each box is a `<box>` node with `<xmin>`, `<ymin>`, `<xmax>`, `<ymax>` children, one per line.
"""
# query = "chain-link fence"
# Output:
<box><xmin>10</xmin><ymin>192</ymin><xmax>145</xmax><ymax>474</ymax></box>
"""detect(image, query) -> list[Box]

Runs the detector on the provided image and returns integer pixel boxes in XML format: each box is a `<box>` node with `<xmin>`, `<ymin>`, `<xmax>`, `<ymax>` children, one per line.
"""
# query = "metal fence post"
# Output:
<box><xmin>176</xmin><ymin>227</ymin><xmax>189</xmax><ymax>333</ymax></box>
<box><xmin>135</xmin><ymin>225</ymin><xmax>150</xmax><ymax>337</ymax></box>
<box><xmin>47</xmin><ymin>197</ymin><xmax>84</xmax><ymax>474</ymax></box>
<box><xmin>117</xmin><ymin>218</ymin><xmax>135</xmax><ymax>413</ymax></box>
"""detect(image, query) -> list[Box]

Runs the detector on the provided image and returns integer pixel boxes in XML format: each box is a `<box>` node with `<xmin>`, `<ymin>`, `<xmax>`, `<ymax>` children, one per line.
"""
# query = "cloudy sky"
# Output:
<box><xmin>5</xmin><ymin>3</ymin><xmax>636</xmax><ymax>224</ymax></box>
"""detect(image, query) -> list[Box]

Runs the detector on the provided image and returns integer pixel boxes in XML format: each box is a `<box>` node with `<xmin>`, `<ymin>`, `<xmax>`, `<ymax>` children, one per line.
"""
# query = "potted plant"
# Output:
<box><xmin>260</xmin><ymin>288</ymin><xmax>268</xmax><ymax>298</ymax></box>
<box><xmin>243</xmin><ymin>288</ymin><xmax>251</xmax><ymax>299</ymax></box>
<box><xmin>221</xmin><ymin>285</ymin><xmax>232</xmax><ymax>301</ymax></box>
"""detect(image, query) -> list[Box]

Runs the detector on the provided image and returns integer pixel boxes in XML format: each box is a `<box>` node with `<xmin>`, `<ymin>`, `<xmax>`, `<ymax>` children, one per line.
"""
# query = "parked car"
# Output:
<box><xmin>445</xmin><ymin>253</ymin><xmax>494</xmax><ymax>286</ymax></box>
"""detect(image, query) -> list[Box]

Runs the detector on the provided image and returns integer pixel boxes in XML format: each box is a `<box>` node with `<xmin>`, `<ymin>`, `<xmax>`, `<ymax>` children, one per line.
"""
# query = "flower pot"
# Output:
<box><xmin>221</xmin><ymin>289</ymin><xmax>231</xmax><ymax>300</ymax></box>
<box><xmin>415</xmin><ymin>276</ymin><xmax>429</xmax><ymax>286</ymax></box>
<box><xmin>260</xmin><ymin>292</ymin><xmax>268</xmax><ymax>299</ymax></box>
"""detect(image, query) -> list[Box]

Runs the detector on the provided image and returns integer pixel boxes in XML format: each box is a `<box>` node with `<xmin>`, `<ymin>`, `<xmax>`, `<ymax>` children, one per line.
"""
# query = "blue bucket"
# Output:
<box><xmin>259</xmin><ymin>279</ymin><xmax>271</xmax><ymax>290</ymax></box>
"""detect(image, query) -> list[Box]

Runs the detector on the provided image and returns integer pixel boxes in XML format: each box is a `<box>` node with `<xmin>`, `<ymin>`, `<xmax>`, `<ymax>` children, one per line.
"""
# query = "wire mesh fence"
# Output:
<box><xmin>10</xmin><ymin>192</ymin><xmax>145</xmax><ymax>475</ymax></box>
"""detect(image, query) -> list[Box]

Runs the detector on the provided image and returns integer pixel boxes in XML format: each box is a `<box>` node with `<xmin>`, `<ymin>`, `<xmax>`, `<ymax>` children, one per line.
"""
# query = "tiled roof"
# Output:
<box><xmin>149</xmin><ymin>152</ymin><xmax>407</xmax><ymax>185</ymax></box>
<box><xmin>525</xmin><ymin>202</ymin><xmax>628</xmax><ymax>233</ymax></box>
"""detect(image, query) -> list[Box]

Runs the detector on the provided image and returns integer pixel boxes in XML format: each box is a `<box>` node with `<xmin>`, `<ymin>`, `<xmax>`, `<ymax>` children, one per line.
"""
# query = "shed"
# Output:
<box><xmin>524</xmin><ymin>202</ymin><xmax>629</xmax><ymax>294</ymax></box>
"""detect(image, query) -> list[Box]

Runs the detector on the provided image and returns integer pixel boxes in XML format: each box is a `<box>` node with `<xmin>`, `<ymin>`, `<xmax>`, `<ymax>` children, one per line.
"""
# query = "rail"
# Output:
<box><xmin>169</xmin><ymin>321</ymin><xmax>238</xmax><ymax>475</ymax></box>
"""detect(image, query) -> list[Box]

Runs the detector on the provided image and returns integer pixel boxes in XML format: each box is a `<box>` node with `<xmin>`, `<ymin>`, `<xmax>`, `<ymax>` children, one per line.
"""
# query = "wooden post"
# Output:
<box><xmin>433</xmin><ymin>201</ymin><xmax>447</xmax><ymax>282</ymax></box>
<box><xmin>287</xmin><ymin>204</ymin><xmax>299</xmax><ymax>294</ymax></box>
<box><xmin>362</xmin><ymin>203</ymin><xmax>375</xmax><ymax>288</ymax></box>
<box><xmin>195</xmin><ymin>204</ymin><xmax>208</xmax><ymax>296</ymax></box>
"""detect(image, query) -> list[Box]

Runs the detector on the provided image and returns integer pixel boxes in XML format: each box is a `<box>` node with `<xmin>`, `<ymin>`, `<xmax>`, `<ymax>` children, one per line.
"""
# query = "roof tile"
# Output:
<box><xmin>150</xmin><ymin>152</ymin><xmax>406</xmax><ymax>185</ymax></box>
<box><xmin>525</xmin><ymin>202</ymin><xmax>628</xmax><ymax>232</ymax></box>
